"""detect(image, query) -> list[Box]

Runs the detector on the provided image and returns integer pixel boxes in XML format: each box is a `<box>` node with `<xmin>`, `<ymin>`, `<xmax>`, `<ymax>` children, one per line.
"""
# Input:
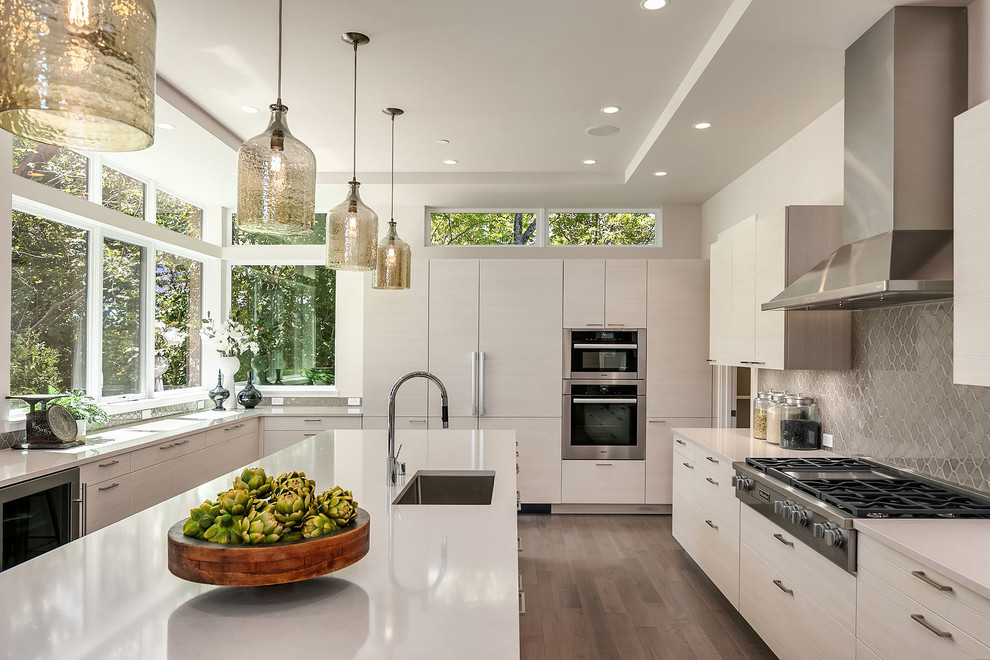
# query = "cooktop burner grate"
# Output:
<box><xmin>745</xmin><ymin>457</ymin><xmax>876</xmax><ymax>473</ymax></box>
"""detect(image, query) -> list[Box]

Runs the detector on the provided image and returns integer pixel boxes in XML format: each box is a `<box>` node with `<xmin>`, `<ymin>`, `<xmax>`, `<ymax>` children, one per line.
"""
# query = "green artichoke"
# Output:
<box><xmin>236</xmin><ymin>509</ymin><xmax>283</xmax><ymax>544</ymax></box>
<box><xmin>182</xmin><ymin>500</ymin><xmax>221</xmax><ymax>539</ymax></box>
<box><xmin>317</xmin><ymin>486</ymin><xmax>358</xmax><ymax>527</ymax></box>
<box><xmin>233</xmin><ymin>467</ymin><xmax>274</xmax><ymax>500</ymax></box>
<box><xmin>302</xmin><ymin>513</ymin><xmax>338</xmax><ymax>539</ymax></box>
<box><xmin>218</xmin><ymin>488</ymin><xmax>253</xmax><ymax>516</ymax></box>
<box><xmin>273</xmin><ymin>471</ymin><xmax>315</xmax><ymax>497</ymax></box>
<box><xmin>273</xmin><ymin>490</ymin><xmax>313</xmax><ymax>529</ymax></box>
<box><xmin>203</xmin><ymin>513</ymin><xmax>243</xmax><ymax>544</ymax></box>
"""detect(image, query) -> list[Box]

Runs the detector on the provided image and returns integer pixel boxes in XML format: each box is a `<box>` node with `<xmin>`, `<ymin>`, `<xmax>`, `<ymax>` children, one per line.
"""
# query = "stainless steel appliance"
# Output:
<box><xmin>562</xmin><ymin>379</ymin><xmax>646</xmax><ymax>460</ymax></box>
<box><xmin>732</xmin><ymin>457</ymin><xmax>990</xmax><ymax>575</ymax></box>
<box><xmin>1</xmin><ymin>468</ymin><xmax>81</xmax><ymax>572</ymax></box>
<box><xmin>564</xmin><ymin>329</ymin><xmax>645</xmax><ymax>379</ymax></box>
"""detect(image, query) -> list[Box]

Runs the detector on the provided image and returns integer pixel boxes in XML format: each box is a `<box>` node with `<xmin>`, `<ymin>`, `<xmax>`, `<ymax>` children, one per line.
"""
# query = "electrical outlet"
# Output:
<box><xmin>198</xmin><ymin>400</ymin><xmax>205</xmax><ymax>409</ymax></box>
<box><xmin>822</xmin><ymin>433</ymin><xmax>834</xmax><ymax>448</ymax></box>
<box><xmin>272</xmin><ymin>397</ymin><xmax>284</xmax><ymax>406</ymax></box>
<box><xmin>347</xmin><ymin>397</ymin><xmax>360</xmax><ymax>406</ymax></box>
<box><xmin>141</xmin><ymin>409</ymin><xmax>152</xmax><ymax>419</ymax></box>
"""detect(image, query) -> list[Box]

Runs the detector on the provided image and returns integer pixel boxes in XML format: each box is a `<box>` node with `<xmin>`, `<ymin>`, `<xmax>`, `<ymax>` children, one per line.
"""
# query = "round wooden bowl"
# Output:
<box><xmin>167</xmin><ymin>508</ymin><xmax>370</xmax><ymax>586</ymax></box>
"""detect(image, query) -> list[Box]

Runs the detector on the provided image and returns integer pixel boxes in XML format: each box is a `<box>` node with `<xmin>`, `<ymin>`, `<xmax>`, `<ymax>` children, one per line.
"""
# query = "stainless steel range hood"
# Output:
<box><xmin>763</xmin><ymin>7</ymin><xmax>967</xmax><ymax>312</ymax></box>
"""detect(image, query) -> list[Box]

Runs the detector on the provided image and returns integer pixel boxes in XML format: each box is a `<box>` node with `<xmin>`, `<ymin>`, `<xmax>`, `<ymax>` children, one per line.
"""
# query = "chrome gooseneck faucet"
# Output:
<box><xmin>387</xmin><ymin>371</ymin><xmax>449</xmax><ymax>484</ymax></box>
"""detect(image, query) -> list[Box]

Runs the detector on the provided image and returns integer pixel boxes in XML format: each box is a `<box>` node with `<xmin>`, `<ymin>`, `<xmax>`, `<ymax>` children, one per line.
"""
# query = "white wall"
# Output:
<box><xmin>700</xmin><ymin>102</ymin><xmax>844</xmax><ymax>255</ymax></box>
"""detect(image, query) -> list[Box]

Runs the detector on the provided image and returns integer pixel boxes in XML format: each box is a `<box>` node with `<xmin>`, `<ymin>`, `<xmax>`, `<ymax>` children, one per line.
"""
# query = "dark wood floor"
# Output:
<box><xmin>517</xmin><ymin>514</ymin><xmax>776</xmax><ymax>660</ymax></box>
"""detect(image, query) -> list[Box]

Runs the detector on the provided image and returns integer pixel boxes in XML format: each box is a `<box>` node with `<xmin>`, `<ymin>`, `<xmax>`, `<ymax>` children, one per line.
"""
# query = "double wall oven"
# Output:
<box><xmin>562</xmin><ymin>330</ymin><xmax>646</xmax><ymax>460</ymax></box>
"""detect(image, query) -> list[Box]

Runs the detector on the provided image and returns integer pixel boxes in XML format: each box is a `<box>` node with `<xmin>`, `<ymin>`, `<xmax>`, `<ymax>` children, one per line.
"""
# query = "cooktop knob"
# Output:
<box><xmin>813</xmin><ymin>522</ymin><xmax>826</xmax><ymax>539</ymax></box>
<box><xmin>775</xmin><ymin>500</ymin><xmax>794</xmax><ymax>519</ymax></box>
<box><xmin>790</xmin><ymin>506</ymin><xmax>809</xmax><ymax>526</ymax></box>
<box><xmin>824</xmin><ymin>527</ymin><xmax>844</xmax><ymax>548</ymax></box>
<box><xmin>731</xmin><ymin>475</ymin><xmax>753</xmax><ymax>491</ymax></box>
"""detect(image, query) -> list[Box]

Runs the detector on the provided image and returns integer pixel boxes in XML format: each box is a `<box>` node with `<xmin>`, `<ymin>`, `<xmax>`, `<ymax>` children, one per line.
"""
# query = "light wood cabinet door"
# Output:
<box><xmin>729</xmin><ymin>216</ymin><xmax>756</xmax><ymax>365</ymax></box>
<box><xmin>429</xmin><ymin>260</ymin><xmax>481</xmax><ymax>418</ymax></box>
<box><xmin>954</xmin><ymin>99</ymin><xmax>990</xmax><ymax>386</ymax></box>
<box><xmin>645</xmin><ymin>418</ymin><xmax>709</xmax><ymax>505</ymax></box>
<box><xmin>647</xmin><ymin>260</ymin><xmax>712</xmax><ymax>418</ymax></box>
<box><xmin>604</xmin><ymin>260</ymin><xmax>647</xmax><ymax>328</ymax></box>
<box><xmin>708</xmin><ymin>238</ymin><xmax>732</xmax><ymax>365</ymax></box>
<box><xmin>130</xmin><ymin>463</ymin><xmax>173</xmax><ymax>513</ymax></box>
<box><xmin>363</xmin><ymin>259</ymin><xmax>430</xmax><ymax>416</ymax></box>
<box><xmin>671</xmin><ymin>445</ymin><xmax>696</xmax><ymax>555</ymax></box>
<box><xmin>754</xmin><ymin>209</ymin><xmax>787</xmax><ymax>369</ymax></box>
<box><xmin>562</xmin><ymin>259</ymin><xmax>605</xmax><ymax>328</ymax></box>
<box><xmin>561</xmin><ymin>460</ymin><xmax>645</xmax><ymax>504</ymax></box>
<box><xmin>172</xmin><ymin>448</ymin><xmax>208</xmax><ymax>494</ymax></box>
<box><xmin>479</xmin><ymin>260</ymin><xmax>563</xmax><ymax>418</ymax></box>
<box><xmin>482</xmin><ymin>417</ymin><xmax>561</xmax><ymax>504</ymax></box>
<box><xmin>86</xmin><ymin>473</ymin><xmax>132</xmax><ymax>533</ymax></box>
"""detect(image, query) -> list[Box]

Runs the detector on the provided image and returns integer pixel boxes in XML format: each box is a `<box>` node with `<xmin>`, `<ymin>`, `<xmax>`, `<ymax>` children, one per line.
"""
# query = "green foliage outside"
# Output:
<box><xmin>156</xmin><ymin>252</ymin><xmax>202</xmax><ymax>390</ymax></box>
<box><xmin>49</xmin><ymin>388</ymin><xmax>108</xmax><ymax>428</ymax></box>
<box><xmin>102</xmin><ymin>166</ymin><xmax>145</xmax><ymax>219</ymax></box>
<box><xmin>11</xmin><ymin>136</ymin><xmax>88</xmax><ymax>198</ymax></box>
<box><xmin>102</xmin><ymin>238</ymin><xmax>143</xmax><ymax>397</ymax></box>
<box><xmin>430</xmin><ymin>212</ymin><xmax>537</xmax><ymax>245</ymax></box>
<box><xmin>9</xmin><ymin>212</ymin><xmax>89</xmax><ymax>406</ymax></box>
<box><xmin>229</xmin><ymin>265</ymin><xmax>335</xmax><ymax>385</ymax></box>
<box><xmin>231</xmin><ymin>212</ymin><xmax>327</xmax><ymax>246</ymax></box>
<box><xmin>157</xmin><ymin>190</ymin><xmax>203</xmax><ymax>238</ymax></box>
<box><xmin>548</xmin><ymin>212</ymin><xmax>655</xmax><ymax>246</ymax></box>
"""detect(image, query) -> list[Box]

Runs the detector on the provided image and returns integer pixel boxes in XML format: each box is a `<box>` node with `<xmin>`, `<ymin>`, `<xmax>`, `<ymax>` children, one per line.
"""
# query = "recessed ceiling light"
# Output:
<box><xmin>582</xmin><ymin>159</ymin><xmax>597</xmax><ymax>165</ymax></box>
<box><xmin>157</xmin><ymin>122</ymin><xmax>175</xmax><ymax>130</ymax></box>
<box><xmin>240</xmin><ymin>105</ymin><xmax>259</xmax><ymax>114</ymax></box>
<box><xmin>601</xmin><ymin>106</ymin><xmax>621</xmax><ymax>114</ymax></box>
<box><xmin>585</xmin><ymin>124</ymin><xmax>620</xmax><ymax>137</ymax></box>
<box><xmin>641</xmin><ymin>0</ymin><xmax>669</xmax><ymax>10</ymax></box>
<box><xmin>693</xmin><ymin>121</ymin><xmax>712</xmax><ymax>130</ymax></box>
<box><xmin>442</xmin><ymin>159</ymin><xmax>458</xmax><ymax>165</ymax></box>
<box><xmin>437</xmin><ymin>138</ymin><xmax>450</xmax><ymax>144</ymax></box>
<box><xmin>653</xmin><ymin>171</ymin><xmax>668</xmax><ymax>177</ymax></box>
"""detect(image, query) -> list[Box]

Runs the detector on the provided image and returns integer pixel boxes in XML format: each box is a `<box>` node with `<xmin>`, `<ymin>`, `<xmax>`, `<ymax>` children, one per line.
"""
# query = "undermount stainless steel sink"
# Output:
<box><xmin>392</xmin><ymin>470</ymin><xmax>496</xmax><ymax>505</ymax></box>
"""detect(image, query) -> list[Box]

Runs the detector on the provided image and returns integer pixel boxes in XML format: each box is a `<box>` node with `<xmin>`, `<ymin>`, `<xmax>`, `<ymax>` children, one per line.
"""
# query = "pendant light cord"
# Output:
<box><xmin>276</xmin><ymin>0</ymin><xmax>283</xmax><ymax>105</ymax></box>
<box><xmin>351</xmin><ymin>41</ymin><xmax>358</xmax><ymax>183</ymax></box>
<box><xmin>390</xmin><ymin>112</ymin><xmax>395</xmax><ymax>222</ymax></box>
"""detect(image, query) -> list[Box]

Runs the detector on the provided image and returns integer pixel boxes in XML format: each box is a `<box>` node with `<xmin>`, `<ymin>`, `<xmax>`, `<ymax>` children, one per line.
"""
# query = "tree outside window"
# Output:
<box><xmin>102</xmin><ymin>166</ymin><xmax>146</xmax><ymax>219</ymax></box>
<box><xmin>429</xmin><ymin>212</ymin><xmax>537</xmax><ymax>246</ymax></box>
<box><xmin>102</xmin><ymin>238</ymin><xmax>144</xmax><ymax>397</ymax></box>
<box><xmin>155</xmin><ymin>252</ymin><xmax>203</xmax><ymax>391</ymax></box>
<box><xmin>11</xmin><ymin>137</ymin><xmax>88</xmax><ymax>198</ymax></box>
<box><xmin>156</xmin><ymin>190</ymin><xmax>203</xmax><ymax>239</ymax></box>
<box><xmin>548</xmin><ymin>212</ymin><xmax>655</xmax><ymax>246</ymax></box>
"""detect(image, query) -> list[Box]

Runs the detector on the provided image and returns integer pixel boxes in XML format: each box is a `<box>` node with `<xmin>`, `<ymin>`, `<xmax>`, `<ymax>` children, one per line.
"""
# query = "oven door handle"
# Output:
<box><xmin>570</xmin><ymin>398</ymin><xmax>639</xmax><ymax>404</ymax></box>
<box><xmin>571</xmin><ymin>344</ymin><xmax>638</xmax><ymax>349</ymax></box>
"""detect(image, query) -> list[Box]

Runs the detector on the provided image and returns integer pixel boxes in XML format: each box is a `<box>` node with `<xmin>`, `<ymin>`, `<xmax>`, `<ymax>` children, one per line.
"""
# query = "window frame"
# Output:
<box><xmin>546</xmin><ymin>208</ymin><xmax>660</xmax><ymax>247</ymax></box>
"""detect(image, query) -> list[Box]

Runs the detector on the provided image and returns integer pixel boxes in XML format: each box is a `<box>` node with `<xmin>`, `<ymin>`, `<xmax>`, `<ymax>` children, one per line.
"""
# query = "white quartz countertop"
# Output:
<box><xmin>671</xmin><ymin>426</ymin><xmax>832</xmax><ymax>462</ymax></box>
<box><xmin>854</xmin><ymin>519</ymin><xmax>990</xmax><ymax>600</ymax></box>
<box><xmin>0</xmin><ymin>406</ymin><xmax>362</xmax><ymax>489</ymax></box>
<box><xmin>0</xmin><ymin>429</ymin><xmax>520</xmax><ymax>660</ymax></box>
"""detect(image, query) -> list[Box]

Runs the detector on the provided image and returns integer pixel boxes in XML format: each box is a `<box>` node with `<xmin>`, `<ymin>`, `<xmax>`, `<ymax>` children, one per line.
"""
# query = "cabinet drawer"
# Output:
<box><xmin>170</xmin><ymin>432</ymin><xmax>205</xmax><ymax>457</ymax></box>
<box><xmin>740</xmin><ymin>506</ymin><xmax>855</xmax><ymax>633</ymax></box>
<box><xmin>206</xmin><ymin>419</ymin><xmax>257</xmax><ymax>446</ymax></box>
<box><xmin>694</xmin><ymin>463</ymin><xmax>740</xmax><ymax>537</ymax></box>
<box><xmin>857</xmin><ymin>641</ymin><xmax>883</xmax><ymax>660</ymax></box>
<box><xmin>80</xmin><ymin>453</ymin><xmax>131</xmax><ymax>484</ymax></box>
<box><xmin>263</xmin><ymin>430</ymin><xmax>322</xmax><ymax>457</ymax></box>
<box><xmin>739</xmin><ymin>543</ymin><xmax>855</xmax><ymax>660</ymax></box>
<box><xmin>130</xmin><ymin>463</ymin><xmax>173</xmax><ymax>513</ymax></box>
<box><xmin>561</xmin><ymin>460</ymin><xmax>645</xmax><ymax>504</ymax></box>
<box><xmin>693</xmin><ymin>512</ymin><xmax>739</xmax><ymax>608</ymax></box>
<box><xmin>693</xmin><ymin>449</ymin><xmax>734</xmax><ymax>483</ymax></box>
<box><xmin>264</xmin><ymin>416</ymin><xmax>354</xmax><ymax>432</ymax></box>
<box><xmin>130</xmin><ymin>439</ymin><xmax>176</xmax><ymax>472</ymax></box>
<box><xmin>672</xmin><ymin>433</ymin><xmax>694</xmax><ymax>460</ymax></box>
<box><xmin>86</xmin><ymin>473</ymin><xmax>132</xmax><ymax>533</ymax></box>
<box><xmin>858</xmin><ymin>567</ymin><xmax>990</xmax><ymax>660</ymax></box>
<box><xmin>858</xmin><ymin>536</ymin><xmax>990</xmax><ymax>648</ymax></box>
<box><xmin>172</xmin><ymin>449</ymin><xmax>208</xmax><ymax>494</ymax></box>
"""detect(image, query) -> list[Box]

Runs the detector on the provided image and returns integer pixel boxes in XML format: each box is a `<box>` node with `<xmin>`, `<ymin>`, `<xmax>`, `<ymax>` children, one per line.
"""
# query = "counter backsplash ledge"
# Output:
<box><xmin>759</xmin><ymin>302</ymin><xmax>990</xmax><ymax>494</ymax></box>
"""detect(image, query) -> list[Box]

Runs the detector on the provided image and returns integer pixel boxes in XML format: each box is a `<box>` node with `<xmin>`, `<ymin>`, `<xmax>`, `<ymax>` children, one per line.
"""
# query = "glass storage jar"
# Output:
<box><xmin>752</xmin><ymin>392</ymin><xmax>769</xmax><ymax>440</ymax></box>
<box><xmin>765</xmin><ymin>392</ymin><xmax>788</xmax><ymax>445</ymax></box>
<box><xmin>779</xmin><ymin>394</ymin><xmax>821</xmax><ymax>450</ymax></box>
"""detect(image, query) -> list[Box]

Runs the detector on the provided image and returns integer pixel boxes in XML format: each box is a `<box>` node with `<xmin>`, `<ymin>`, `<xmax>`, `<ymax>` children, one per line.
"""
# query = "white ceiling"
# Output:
<box><xmin>148</xmin><ymin>0</ymin><xmax>966</xmax><ymax>210</ymax></box>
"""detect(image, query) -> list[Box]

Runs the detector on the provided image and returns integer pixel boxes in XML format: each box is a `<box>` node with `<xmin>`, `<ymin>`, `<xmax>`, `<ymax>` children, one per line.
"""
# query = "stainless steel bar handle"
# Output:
<box><xmin>97</xmin><ymin>460</ymin><xmax>119</xmax><ymax>468</ymax></box>
<box><xmin>98</xmin><ymin>483</ymin><xmax>120</xmax><ymax>492</ymax></box>
<box><xmin>772</xmin><ymin>579</ymin><xmax>793</xmax><ymax>595</ymax></box>
<box><xmin>606</xmin><ymin>323</ymin><xmax>624</xmax><ymax>327</ymax></box>
<box><xmin>706</xmin><ymin>477</ymin><xmax>719</xmax><ymax>486</ymax></box>
<box><xmin>705</xmin><ymin>456</ymin><xmax>719</xmax><ymax>464</ymax></box>
<box><xmin>773</xmin><ymin>533</ymin><xmax>794</xmax><ymax>547</ymax></box>
<box><xmin>73</xmin><ymin>483</ymin><xmax>87</xmax><ymax>537</ymax></box>
<box><xmin>478</xmin><ymin>351</ymin><xmax>486</xmax><ymax>416</ymax></box>
<box><xmin>705</xmin><ymin>520</ymin><xmax>718</xmax><ymax>530</ymax></box>
<box><xmin>519</xmin><ymin>590</ymin><xmax>527</xmax><ymax>615</ymax></box>
<box><xmin>911</xmin><ymin>614</ymin><xmax>952</xmax><ymax>638</ymax></box>
<box><xmin>683</xmin><ymin>462</ymin><xmax>694</xmax><ymax>469</ymax></box>
<box><xmin>471</xmin><ymin>351</ymin><xmax>478</xmax><ymax>416</ymax></box>
<box><xmin>571</xmin><ymin>344</ymin><xmax>638</xmax><ymax>349</ymax></box>
<box><xmin>674</xmin><ymin>437</ymin><xmax>686</xmax><ymax>445</ymax></box>
<box><xmin>572</xmin><ymin>398</ymin><xmax>638</xmax><ymax>404</ymax></box>
<box><xmin>585</xmin><ymin>323</ymin><xmax>603</xmax><ymax>327</ymax></box>
<box><xmin>911</xmin><ymin>570</ymin><xmax>953</xmax><ymax>592</ymax></box>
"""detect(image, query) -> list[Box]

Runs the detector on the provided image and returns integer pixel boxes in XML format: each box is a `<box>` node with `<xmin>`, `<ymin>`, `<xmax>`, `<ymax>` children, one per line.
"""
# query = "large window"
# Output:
<box><xmin>102</xmin><ymin>239</ymin><xmax>145</xmax><ymax>397</ymax></box>
<box><xmin>155</xmin><ymin>252</ymin><xmax>203</xmax><ymax>391</ymax></box>
<box><xmin>9</xmin><ymin>212</ymin><xmax>89</xmax><ymax>406</ymax></box>
<box><xmin>430</xmin><ymin>212</ymin><xmax>537</xmax><ymax>246</ymax></box>
<box><xmin>11</xmin><ymin>137</ymin><xmax>88</xmax><ymax>198</ymax></box>
<box><xmin>230</xmin><ymin>265</ymin><xmax>335</xmax><ymax>386</ymax></box>
<box><xmin>231</xmin><ymin>212</ymin><xmax>326</xmax><ymax>246</ymax></box>
<box><xmin>156</xmin><ymin>190</ymin><xmax>203</xmax><ymax>239</ymax></box>
<box><xmin>548</xmin><ymin>212</ymin><xmax>656</xmax><ymax>246</ymax></box>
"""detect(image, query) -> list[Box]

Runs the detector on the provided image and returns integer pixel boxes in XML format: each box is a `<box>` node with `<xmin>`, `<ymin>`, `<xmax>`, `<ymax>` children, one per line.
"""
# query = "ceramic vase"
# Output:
<box><xmin>237</xmin><ymin>372</ymin><xmax>263</xmax><ymax>409</ymax></box>
<box><xmin>208</xmin><ymin>370</ymin><xmax>230</xmax><ymax>411</ymax></box>
<box><xmin>218</xmin><ymin>356</ymin><xmax>241</xmax><ymax>410</ymax></box>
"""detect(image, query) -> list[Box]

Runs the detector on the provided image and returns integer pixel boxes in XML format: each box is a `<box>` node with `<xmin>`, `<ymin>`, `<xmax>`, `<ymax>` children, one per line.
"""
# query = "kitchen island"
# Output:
<box><xmin>0</xmin><ymin>429</ymin><xmax>521</xmax><ymax>659</ymax></box>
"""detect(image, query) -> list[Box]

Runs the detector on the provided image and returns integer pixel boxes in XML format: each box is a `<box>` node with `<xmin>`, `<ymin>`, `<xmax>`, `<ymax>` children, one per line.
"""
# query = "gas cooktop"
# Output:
<box><xmin>745</xmin><ymin>456</ymin><xmax>990</xmax><ymax>519</ymax></box>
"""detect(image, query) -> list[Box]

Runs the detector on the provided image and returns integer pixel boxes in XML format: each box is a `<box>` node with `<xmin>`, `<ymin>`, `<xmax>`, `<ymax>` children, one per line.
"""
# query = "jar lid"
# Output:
<box><xmin>785</xmin><ymin>395</ymin><xmax>815</xmax><ymax>405</ymax></box>
<box><xmin>771</xmin><ymin>393</ymin><xmax>787</xmax><ymax>403</ymax></box>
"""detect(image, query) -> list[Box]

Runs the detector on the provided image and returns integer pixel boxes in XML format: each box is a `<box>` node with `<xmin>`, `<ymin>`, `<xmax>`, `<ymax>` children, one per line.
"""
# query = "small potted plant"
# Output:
<box><xmin>49</xmin><ymin>388</ymin><xmax>109</xmax><ymax>437</ymax></box>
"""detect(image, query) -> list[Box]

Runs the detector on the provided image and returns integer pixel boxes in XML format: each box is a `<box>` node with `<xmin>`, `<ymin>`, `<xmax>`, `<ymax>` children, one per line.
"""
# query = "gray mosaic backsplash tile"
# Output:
<box><xmin>759</xmin><ymin>302</ymin><xmax>990</xmax><ymax>494</ymax></box>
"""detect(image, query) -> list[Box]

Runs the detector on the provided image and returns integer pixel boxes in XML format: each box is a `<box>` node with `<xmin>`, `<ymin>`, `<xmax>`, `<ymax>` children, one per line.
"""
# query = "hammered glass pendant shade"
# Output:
<box><xmin>326</xmin><ymin>181</ymin><xmax>378</xmax><ymax>270</ymax></box>
<box><xmin>372</xmin><ymin>221</ymin><xmax>411</xmax><ymax>289</ymax></box>
<box><xmin>0</xmin><ymin>0</ymin><xmax>157</xmax><ymax>152</ymax></box>
<box><xmin>237</xmin><ymin>105</ymin><xmax>316</xmax><ymax>236</ymax></box>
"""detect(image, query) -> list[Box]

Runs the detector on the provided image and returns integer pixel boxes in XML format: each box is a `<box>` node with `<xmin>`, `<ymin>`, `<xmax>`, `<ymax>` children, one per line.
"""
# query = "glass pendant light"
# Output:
<box><xmin>0</xmin><ymin>0</ymin><xmax>157</xmax><ymax>151</ymax></box>
<box><xmin>373</xmin><ymin>108</ymin><xmax>411</xmax><ymax>290</ymax></box>
<box><xmin>236</xmin><ymin>0</ymin><xmax>316</xmax><ymax>236</ymax></box>
<box><xmin>326</xmin><ymin>33</ymin><xmax>378</xmax><ymax>271</ymax></box>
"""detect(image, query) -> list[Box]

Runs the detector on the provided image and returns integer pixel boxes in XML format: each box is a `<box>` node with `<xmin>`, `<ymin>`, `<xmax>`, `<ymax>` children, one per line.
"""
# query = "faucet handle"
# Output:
<box><xmin>397</xmin><ymin>462</ymin><xmax>406</xmax><ymax>476</ymax></box>
<box><xmin>395</xmin><ymin>443</ymin><xmax>403</xmax><ymax>461</ymax></box>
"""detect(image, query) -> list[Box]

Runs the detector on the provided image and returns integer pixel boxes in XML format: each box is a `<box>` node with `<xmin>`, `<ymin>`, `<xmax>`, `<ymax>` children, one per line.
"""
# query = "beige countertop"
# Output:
<box><xmin>0</xmin><ymin>406</ymin><xmax>362</xmax><ymax>489</ymax></box>
<box><xmin>670</xmin><ymin>426</ymin><xmax>832</xmax><ymax>462</ymax></box>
